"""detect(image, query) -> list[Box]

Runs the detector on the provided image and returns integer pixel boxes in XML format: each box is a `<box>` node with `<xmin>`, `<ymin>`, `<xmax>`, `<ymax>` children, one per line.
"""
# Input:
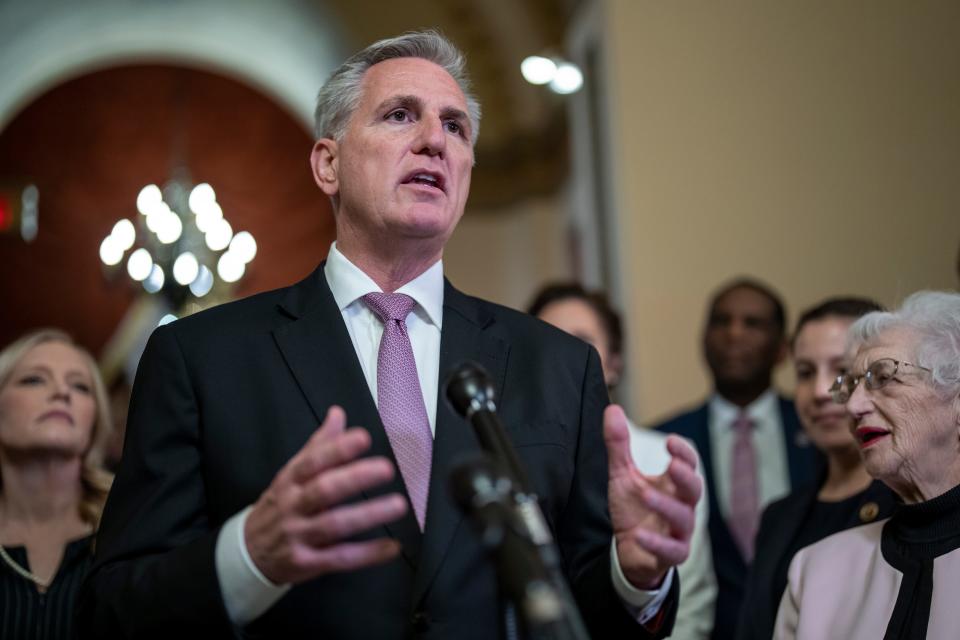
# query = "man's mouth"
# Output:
<box><xmin>402</xmin><ymin>170</ymin><xmax>445</xmax><ymax>193</ymax></box>
<box><xmin>854</xmin><ymin>426</ymin><xmax>890</xmax><ymax>448</ymax></box>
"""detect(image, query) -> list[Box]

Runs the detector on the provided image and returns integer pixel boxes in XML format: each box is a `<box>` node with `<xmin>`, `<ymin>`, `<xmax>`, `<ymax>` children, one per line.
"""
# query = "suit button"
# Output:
<box><xmin>410</xmin><ymin>611</ymin><xmax>430</xmax><ymax>631</ymax></box>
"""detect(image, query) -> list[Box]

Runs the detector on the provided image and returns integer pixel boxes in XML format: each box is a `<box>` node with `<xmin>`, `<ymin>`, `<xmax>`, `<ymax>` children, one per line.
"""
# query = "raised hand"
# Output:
<box><xmin>604</xmin><ymin>404</ymin><xmax>702</xmax><ymax>589</ymax></box>
<box><xmin>244</xmin><ymin>405</ymin><xmax>408</xmax><ymax>584</ymax></box>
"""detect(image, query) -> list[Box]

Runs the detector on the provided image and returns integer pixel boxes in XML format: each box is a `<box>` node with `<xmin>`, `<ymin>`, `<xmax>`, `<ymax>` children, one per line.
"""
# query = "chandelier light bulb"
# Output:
<box><xmin>189</xmin><ymin>183</ymin><xmax>216</xmax><ymax>214</ymax></box>
<box><xmin>205</xmin><ymin>218</ymin><xmax>233</xmax><ymax>252</ymax></box>
<box><xmin>217</xmin><ymin>251</ymin><xmax>245</xmax><ymax>283</ymax></box>
<box><xmin>229</xmin><ymin>231</ymin><xmax>257</xmax><ymax>264</ymax></box>
<box><xmin>172</xmin><ymin>251</ymin><xmax>200</xmax><ymax>286</ymax></box>
<box><xmin>189</xmin><ymin>264</ymin><xmax>215</xmax><ymax>297</ymax></box>
<box><xmin>136</xmin><ymin>184</ymin><xmax>163</xmax><ymax>215</ymax></box>
<box><xmin>111</xmin><ymin>219</ymin><xmax>136</xmax><ymax>250</ymax></box>
<box><xmin>521</xmin><ymin>56</ymin><xmax>558</xmax><ymax>85</ymax></box>
<box><xmin>156</xmin><ymin>213</ymin><xmax>183</xmax><ymax>245</ymax></box>
<box><xmin>549</xmin><ymin>62</ymin><xmax>583</xmax><ymax>94</ymax></box>
<box><xmin>195</xmin><ymin>202</ymin><xmax>223</xmax><ymax>233</ymax></box>
<box><xmin>99</xmin><ymin>236</ymin><xmax>124</xmax><ymax>266</ymax></box>
<box><xmin>127</xmin><ymin>248</ymin><xmax>153</xmax><ymax>281</ymax></box>
<box><xmin>145</xmin><ymin>208</ymin><xmax>166</xmax><ymax>234</ymax></box>
<box><xmin>143</xmin><ymin>264</ymin><xmax>165</xmax><ymax>293</ymax></box>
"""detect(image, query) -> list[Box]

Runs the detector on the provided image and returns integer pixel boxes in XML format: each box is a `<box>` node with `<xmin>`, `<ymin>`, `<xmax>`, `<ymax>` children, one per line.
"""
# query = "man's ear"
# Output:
<box><xmin>310</xmin><ymin>138</ymin><xmax>339</xmax><ymax>196</ymax></box>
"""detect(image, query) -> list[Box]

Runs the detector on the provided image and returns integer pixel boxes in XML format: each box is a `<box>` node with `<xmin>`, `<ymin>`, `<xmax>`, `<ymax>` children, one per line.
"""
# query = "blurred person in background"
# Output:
<box><xmin>654</xmin><ymin>278</ymin><xmax>820</xmax><ymax>640</ymax></box>
<box><xmin>530</xmin><ymin>282</ymin><xmax>717</xmax><ymax>640</ymax></box>
<box><xmin>775</xmin><ymin>291</ymin><xmax>960</xmax><ymax>639</ymax></box>
<box><xmin>735</xmin><ymin>298</ymin><xmax>897</xmax><ymax>640</ymax></box>
<box><xmin>0</xmin><ymin>329</ymin><xmax>112</xmax><ymax>639</ymax></box>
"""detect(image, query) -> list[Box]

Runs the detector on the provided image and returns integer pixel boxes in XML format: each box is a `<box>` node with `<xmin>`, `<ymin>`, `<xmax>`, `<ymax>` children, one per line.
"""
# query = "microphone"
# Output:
<box><xmin>445</xmin><ymin>362</ymin><xmax>531</xmax><ymax>490</ymax></box>
<box><xmin>449</xmin><ymin>458</ymin><xmax>580</xmax><ymax>639</ymax></box>
<box><xmin>446</xmin><ymin>363</ymin><xmax>591</xmax><ymax>640</ymax></box>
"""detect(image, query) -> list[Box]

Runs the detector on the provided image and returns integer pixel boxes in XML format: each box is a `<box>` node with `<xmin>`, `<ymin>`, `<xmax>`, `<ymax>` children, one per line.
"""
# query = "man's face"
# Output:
<box><xmin>312</xmin><ymin>57</ymin><xmax>474</xmax><ymax>251</ymax></box>
<box><xmin>703</xmin><ymin>286</ymin><xmax>785</xmax><ymax>388</ymax></box>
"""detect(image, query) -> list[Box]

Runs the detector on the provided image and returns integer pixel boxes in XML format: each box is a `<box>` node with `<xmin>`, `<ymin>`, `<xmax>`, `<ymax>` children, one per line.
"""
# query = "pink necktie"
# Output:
<box><xmin>363</xmin><ymin>292</ymin><xmax>433</xmax><ymax>530</ymax></box>
<box><xmin>729</xmin><ymin>413</ymin><xmax>759</xmax><ymax>561</ymax></box>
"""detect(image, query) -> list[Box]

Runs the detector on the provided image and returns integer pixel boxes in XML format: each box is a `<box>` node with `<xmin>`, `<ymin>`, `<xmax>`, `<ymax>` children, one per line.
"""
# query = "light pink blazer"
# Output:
<box><xmin>774</xmin><ymin>518</ymin><xmax>960</xmax><ymax>639</ymax></box>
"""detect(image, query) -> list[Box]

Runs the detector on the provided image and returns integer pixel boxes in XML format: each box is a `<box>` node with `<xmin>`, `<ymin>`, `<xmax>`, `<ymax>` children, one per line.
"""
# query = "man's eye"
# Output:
<box><xmin>444</xmin><ymin>120</ymin><xmax>462</xmax><ymax>135</ymax></box>
<box><xmin>386</xmin><ymin>109</ymin><xmax>411</xmax><ymax>122</ymax></box>
<box><xmin>707</xmin><ymin>314</ymin><xmax>729</xmax><ymax>328</ymax></box>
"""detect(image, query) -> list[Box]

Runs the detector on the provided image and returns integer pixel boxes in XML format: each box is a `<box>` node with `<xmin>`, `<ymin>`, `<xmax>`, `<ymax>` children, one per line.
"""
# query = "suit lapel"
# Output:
<box><xmin>412</xmin><ymin>281</ymin><xmax>509</xmax><ymax>605</ymax></box>
<box><xmin>271</xmin><ymin>265</ymin><xmax>422</xmax><ymax>567</ymax></box>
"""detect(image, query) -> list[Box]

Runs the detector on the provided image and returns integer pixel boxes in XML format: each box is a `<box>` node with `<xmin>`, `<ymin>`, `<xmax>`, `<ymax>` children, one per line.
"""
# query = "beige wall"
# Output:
<box><xmin>445</xmin><ymin>195</ymin><xmax>569</xmax><ymax>311</ymax></box>
<box><xmin>601</xmin><ymin>2</ymin><xmax>960</xmax><ymax>424</ymax></box>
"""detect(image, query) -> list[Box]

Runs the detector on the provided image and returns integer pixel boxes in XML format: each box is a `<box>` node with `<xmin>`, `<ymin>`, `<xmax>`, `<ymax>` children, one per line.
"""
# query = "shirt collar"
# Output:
<box><xmin>324</xmin><ymin>241</ymin><xmax>445</xmax><ymax>328</ymax></box>
<box><xmin>709</xmin><ymin>387</ymin><xmax>778</xmax><ymax>426</ymax></box>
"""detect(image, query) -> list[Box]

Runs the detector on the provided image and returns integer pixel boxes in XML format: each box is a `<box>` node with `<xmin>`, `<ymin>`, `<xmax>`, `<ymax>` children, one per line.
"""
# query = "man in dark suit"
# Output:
<box><xmin>654</xmin><ymin>278</ymin><xmax>819</xmax><ymax>640</ymax></box>
<box><xmin>79</xmin><ymin>31</ymin><xmax>701</xmax><ymax>639</ymax></box>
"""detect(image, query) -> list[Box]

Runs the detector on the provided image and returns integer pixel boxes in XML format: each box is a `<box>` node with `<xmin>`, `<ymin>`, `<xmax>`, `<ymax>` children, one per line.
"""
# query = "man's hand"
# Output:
<box><xmin>604</xmin><ymin>404</ymin><xmax>702</xmax><ymax>590</ymax></box>
<box><xmin>244</xmin><ymin>405</ymin><xmax>408</xmax><ymax>585</ymax></box>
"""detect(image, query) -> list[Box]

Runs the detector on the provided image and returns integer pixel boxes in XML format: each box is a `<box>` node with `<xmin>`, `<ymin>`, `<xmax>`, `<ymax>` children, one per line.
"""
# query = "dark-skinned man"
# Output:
<box><xmin>655</xmin><ymin>278</ymin><xmax>819</xmax><ymax>640</ymax></box>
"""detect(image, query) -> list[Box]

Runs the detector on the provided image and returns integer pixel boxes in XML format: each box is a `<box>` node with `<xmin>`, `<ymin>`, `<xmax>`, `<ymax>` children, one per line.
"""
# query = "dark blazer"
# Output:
<box><xmin>79</xmin><ymin>266</ymin><xmax>677</xmax><ymax>639</ymax></box>
<box><xmin>734</xmin><ymin>478</ymin><xmax>896</xmax><ymax>640</ymax></box>
<box><xmin>653</xmin><ymin>398</ymin><xmax>819</xmax><ymax>640</ymax></box>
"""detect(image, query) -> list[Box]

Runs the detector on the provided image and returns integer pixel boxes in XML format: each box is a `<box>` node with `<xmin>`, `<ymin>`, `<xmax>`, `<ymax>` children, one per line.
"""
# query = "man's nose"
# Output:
<box><xmin>414</xmin><ymin>117</ymin><xmax>446</xmax><ymax>156</ymax></box>
<box><xmin>726</xmin><ymin>318</ymin><xmax>748</xmax><ymax>340</ymax></box>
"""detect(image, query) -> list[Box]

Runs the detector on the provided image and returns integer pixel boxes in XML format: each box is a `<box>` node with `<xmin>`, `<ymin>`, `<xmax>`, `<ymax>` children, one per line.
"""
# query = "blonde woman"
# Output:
<box><xmin>0</xmin><ymin>329</ymin><xmax>112</xmax><ymax>638</ymax></box>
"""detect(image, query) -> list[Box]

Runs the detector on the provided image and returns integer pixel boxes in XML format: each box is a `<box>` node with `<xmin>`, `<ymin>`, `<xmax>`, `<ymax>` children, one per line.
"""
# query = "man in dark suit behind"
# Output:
<box><xmin>79</xmin><ymin>31</ymin><xmax>702</xmax><ymax>639</ymax></box>
<box><xmin>654</xmin><ymin>278</ymin><xmax>819</xmax><ymax>640</ymax></box>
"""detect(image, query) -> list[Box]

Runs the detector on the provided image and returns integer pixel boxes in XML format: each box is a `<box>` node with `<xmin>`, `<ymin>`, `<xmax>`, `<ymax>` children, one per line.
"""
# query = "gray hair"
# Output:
<box><xmin>314</xmin><ymin>30</ymin><xmax>481</xmax><ymax>145</ymax></box>
<box><xmin>848</xmin><ymin>290</ymin><xmax>960</xmax><ymax>396</ymax></box>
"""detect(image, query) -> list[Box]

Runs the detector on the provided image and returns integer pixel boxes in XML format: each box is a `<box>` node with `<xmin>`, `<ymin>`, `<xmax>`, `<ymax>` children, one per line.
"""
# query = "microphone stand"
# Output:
<box><xmin>446</xmin><ymin>362</ymin><xmax>592</xmax><ymax>640</ymax></box>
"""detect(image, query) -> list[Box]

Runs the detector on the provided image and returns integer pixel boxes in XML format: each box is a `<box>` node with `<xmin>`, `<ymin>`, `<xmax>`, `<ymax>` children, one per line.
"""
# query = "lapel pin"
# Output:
<box><xmin>859</xmin><ymin>502</ymin><xmax>880</xmax><ymax>522</ymax></box>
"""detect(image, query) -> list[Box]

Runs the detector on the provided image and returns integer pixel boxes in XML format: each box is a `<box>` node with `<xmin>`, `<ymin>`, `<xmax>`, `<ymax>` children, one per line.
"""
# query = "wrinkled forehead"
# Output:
<box><xmin>359</xmin><ymin>57</ymin><xmax>468</xmax><ymax>111</ymax></box>
<box><xmin>852</xmin><ymin>326</ymin><xmax>919</xmax><ymax>371</ymax></box>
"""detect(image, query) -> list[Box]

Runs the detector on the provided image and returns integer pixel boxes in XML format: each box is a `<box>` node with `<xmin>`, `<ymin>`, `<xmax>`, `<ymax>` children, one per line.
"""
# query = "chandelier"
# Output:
<box><xmin>98</xmin><ymin>171</ymin><xmax>256</xmax><ymax>314</ymax></box>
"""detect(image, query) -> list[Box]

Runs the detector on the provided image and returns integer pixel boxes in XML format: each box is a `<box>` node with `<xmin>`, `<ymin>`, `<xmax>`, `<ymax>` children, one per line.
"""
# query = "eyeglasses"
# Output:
<box><xmin>829</xmin><ymin>358</ymin><xmax>932</xmax><ymax>404</ymax></box>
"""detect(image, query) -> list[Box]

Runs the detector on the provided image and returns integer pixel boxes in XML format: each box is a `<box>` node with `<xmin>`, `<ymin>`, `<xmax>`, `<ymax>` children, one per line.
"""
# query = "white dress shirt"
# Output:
<box><xmin>708</xmin><ymin>389</ymin><xmax>791</xmax><ymax>521</ymax></box>
<box><xmin>629</xmin><ymin>421</ymin><xmax>716</xmax><ymax>640</ymax></box>
<box><xmin>215</xmin><ymin>243</ymin><xmax>669</xmax><ymax>626</ymax></box>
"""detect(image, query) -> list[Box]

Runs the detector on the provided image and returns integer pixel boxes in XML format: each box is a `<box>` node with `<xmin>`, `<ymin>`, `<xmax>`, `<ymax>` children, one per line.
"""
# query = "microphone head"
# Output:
<box><xmin>445</xmin><ymin>361</ymin><xmax>496</xmax><ymax>418</ymax></box>
<box><xmin>449</xmin><ymin>456</ymin><xmax>513</xmax><ymax>512</ymax></box>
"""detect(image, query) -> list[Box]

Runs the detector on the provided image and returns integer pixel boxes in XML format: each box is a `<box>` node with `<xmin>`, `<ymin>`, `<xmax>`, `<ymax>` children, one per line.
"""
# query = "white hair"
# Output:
<box><xmin>314</xmin><ymin>30</ymin><xmax>481</xmax><ymax>145</ymax></box>
<box><xmin>848</xmin><ymin>290</ymin><xmax>960</xmax><ymax>396</ymax></box>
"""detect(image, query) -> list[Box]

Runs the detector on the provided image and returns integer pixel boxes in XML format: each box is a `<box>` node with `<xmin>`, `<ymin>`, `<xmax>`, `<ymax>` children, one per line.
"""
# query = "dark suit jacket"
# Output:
<box><xmin>734</xmin><ymin>478</ymin><xmax>896</xmax><ymax>640</ymax></box>
<box><xmin>653</xmin><ymin>398</ymin><xmax>819</xmax><ymax>640</ymax></box>
<box><xmin>79</xmin><ymin>266</ymin><xmax>677</xmax><ymax>639</ymax></box>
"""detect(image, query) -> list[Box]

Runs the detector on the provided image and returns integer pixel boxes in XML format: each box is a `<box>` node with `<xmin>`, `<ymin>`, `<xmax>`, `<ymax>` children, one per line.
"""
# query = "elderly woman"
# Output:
<box><xmin>735</xmin><ymin>298</ymin><xmax>898</xmax><ymax>640</ymax></box>
<box><xmin>0</xmin><ymin>329</ymin><xmax>112</xmax><ymax>638</ymax></box>
<box><xmin>774</xmin><ymin>291</ymin><xmax>960</xmax><ymax>639</ymax></box>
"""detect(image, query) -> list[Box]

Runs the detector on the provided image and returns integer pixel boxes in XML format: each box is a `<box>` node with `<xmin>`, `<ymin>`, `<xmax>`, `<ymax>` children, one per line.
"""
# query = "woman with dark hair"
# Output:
<box><xmin>0</xmin><ymin>329</ymin><xmax>113</xmax><ymax>638</ymax></box>
<box><xmin>530</xmin><ymin>282</ymin><xmax>716</xmax><ymax>640</ymax></box>
<box><xmin>735</xmin><ymin>298</ymin><xmax>897</xmax><ymax>640</ymax></box>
